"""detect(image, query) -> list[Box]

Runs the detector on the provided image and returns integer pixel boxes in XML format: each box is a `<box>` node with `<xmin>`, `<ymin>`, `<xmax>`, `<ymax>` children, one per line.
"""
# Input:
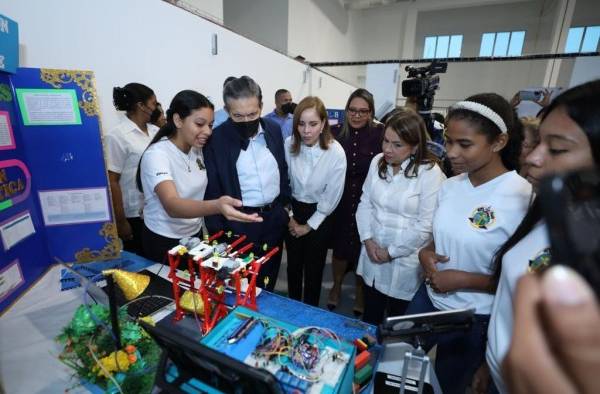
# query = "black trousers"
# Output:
<box><xmin>285</xmin><ymin>200</ymin><xmax>333</xmax><ymax>307</ymax></box>
<box><xmin>232</xmin><ymin>202</ymin><xmax>288</xmax><ymax>292</ymax></box>
<box><xmin>122</xmin><ymin>216</ymin><xmax>144</xmax><ymax>256</ymax></box>
<box><xmin>362</xmin><ymin>282</ymin><xmax>409</xmax><ymax>326</ymax></box>
<box><xmin>142</xmin><ymin>224</ymin><xmax>200</xmax><ymax>265</ymax></box>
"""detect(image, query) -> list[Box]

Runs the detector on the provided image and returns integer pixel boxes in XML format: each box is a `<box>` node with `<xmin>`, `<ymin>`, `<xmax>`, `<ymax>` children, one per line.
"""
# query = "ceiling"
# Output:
<box><xmin>340</xmin><ymin>0</ymin><xmax>414</xmax><ymax>10</ymax></box>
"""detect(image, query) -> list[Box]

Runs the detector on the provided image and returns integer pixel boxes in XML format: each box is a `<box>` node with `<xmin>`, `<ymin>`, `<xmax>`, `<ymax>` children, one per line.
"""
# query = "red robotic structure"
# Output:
<box><xmin>167</xmin><ymin>231</ymin><xmax>279</xmax><ymax>334</ymax></box>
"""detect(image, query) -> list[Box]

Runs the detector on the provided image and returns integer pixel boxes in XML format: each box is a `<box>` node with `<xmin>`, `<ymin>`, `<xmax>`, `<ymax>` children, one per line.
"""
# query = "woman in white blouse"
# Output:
<box><xmin>356</xmin><ymin>108</ymin><xmax>445</xmax><ymax>325</ymax></box>
<box><xmin>284</xmin><ymin>96</ymin><xmax>347</xmax><ymax>306</ymax></box>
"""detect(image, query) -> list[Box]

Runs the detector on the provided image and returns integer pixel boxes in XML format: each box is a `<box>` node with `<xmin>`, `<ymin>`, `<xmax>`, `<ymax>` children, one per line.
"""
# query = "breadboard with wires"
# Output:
<box><xmin>201</xmin><ymin>306</ymin><xmax>355</xmax><ymax>393</ymax></box>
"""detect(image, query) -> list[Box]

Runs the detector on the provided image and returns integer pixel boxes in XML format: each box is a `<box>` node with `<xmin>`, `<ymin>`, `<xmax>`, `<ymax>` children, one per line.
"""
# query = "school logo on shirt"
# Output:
<box><xmin>528</xmin><ymin>247</ymin><xmax>551</xmax><ymax>273</ymax></box>
<box><xmin>469</xmin><ymin>206</ymin><xmax>496</xmax><ymax>230</ymax></box>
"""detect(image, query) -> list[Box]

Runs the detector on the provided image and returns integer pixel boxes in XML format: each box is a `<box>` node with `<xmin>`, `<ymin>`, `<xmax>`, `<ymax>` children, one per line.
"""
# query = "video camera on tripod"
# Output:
<box><xmin>401</xmin><ymin>61</ymin><xmax>447</xmax><ymax>147</ymax></box>
<box><xmin>401</xmin><ymin>61</ymin><xmax>447</xmax><ymax>109</ymax></box>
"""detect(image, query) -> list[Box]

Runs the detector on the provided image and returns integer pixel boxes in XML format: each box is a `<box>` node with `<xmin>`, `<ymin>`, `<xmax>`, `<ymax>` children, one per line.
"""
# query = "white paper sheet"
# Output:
<box><xmin>38</xmin><ymin>187</ymin><xmax>110</xmax><ymax>226</ymax></box>
<box><xmin>0</xmin><ymin>211</ymin><xmax>35</xmax><ymax>250</ymax></box>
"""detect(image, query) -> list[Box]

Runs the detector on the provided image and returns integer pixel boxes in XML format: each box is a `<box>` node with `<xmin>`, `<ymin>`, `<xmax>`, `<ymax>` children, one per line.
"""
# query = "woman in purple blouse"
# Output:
<box><xmin>328</xmin><ymin>88</ymin><xmax>384</xmax><ymax>315</ymax></box>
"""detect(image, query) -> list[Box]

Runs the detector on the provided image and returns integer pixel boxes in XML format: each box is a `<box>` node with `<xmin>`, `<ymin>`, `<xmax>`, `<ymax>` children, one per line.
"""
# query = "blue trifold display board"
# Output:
<box><xmin>0</xmin><ymin>67</ymin><xmax>119</xmax><ymax>314</ymax></box>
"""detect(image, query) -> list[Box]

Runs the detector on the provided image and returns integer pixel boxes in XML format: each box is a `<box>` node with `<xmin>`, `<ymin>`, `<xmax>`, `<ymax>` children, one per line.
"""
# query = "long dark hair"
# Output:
<box><xmin>339</xmin><ymin>88</ymin><xmax>376</xmax><ymax>139</ymax></box>
<box><xmin>447</xmin><ymin>93</ymin><xmax>522</xmax><ymax>171</ymax></box>
<box><xmin>113</xmin><ymin>83</ymin><xmax>154</xmax><ymax>113</ymax></box>
<box><xmin>135</xmin><ymin>90</ymin><xmax>214</xmax><ymax>192</ymax></box>
<box><xmin>491</xmin><ymin>79</ymin><xmax>600</xmax><ymax>284</ymax></box>
<box><xmin>378</xmin><ymin>107</ymin><xmax>439</xmax><ymax>179</ymax></box>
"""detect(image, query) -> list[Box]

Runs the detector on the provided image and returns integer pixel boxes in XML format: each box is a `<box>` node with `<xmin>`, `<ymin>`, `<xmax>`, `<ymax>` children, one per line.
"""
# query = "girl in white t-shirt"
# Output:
<box><xmin>405</xmin><ymin>93</ymin><xmax>532</xmax><ymax>394</ymax></box>
<box><xmin>477</xmin><ymin>80</ymin><xmax>600</xmax><ymax>394</ymax></box>
<box><xmin>106</xmin><ymin>83</ymin><xmax>160</xmax><ymax>255</ymax></box>
<box><xmin>136</xmin><ymin>90</ymin><xmax>262</xmax><ymax>263</ymax></box>
<box><xmin>356</xmin><ymin>108</ymin><xmax>446</xmax><ymax>325</ymax></box>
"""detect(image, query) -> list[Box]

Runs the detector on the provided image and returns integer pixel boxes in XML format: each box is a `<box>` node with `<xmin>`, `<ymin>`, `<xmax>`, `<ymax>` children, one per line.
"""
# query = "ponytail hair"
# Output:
<box><xmin>113</xmin><ymin>82</ymin><xmax>154</xmax><ymax>112</ymax></box>
<box><xmin>447</xmin><ymin>93</ymin><xmax>522</xmax><ymax>171</ymax></box>
<box><xmin>136</xmin><ymin>90</ymin><xmax>214</xmax><ymax>192</ymax></box>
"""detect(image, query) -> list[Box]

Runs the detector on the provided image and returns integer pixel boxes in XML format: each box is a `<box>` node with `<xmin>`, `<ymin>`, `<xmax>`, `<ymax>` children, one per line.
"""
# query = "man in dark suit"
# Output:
<box><xmin>203</xmin><ymin>76</ymin><xmax>291</xmax><ymax>291</ymax></box>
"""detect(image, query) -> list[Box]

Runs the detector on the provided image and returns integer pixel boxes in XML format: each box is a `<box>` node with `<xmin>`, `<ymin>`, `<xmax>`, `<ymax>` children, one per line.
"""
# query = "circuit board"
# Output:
<box><xmin>201</xmin><ymin>306</ymin><xmax>355</xmax><ymax>393</ymax></box>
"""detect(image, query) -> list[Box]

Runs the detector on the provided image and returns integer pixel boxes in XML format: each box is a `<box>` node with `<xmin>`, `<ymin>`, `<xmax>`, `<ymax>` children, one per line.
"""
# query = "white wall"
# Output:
<box><xmin>3</xmin><ymin>0</ymin><xmax>356</xmax><ymax>130</ymax></box>
<box><xmin>411</xmin><ymin>0</ymin><xmax>556</xmax><ymax>106</ymax></box>
<box><xmin>288</xmin><ymin>0</ymin><xmax>360</xmax><ymax>62</ymax></box>
<box><xmin>223</xmin><ymin>0</ymin><xmax>288</xmax><ymax>54</ymax></box>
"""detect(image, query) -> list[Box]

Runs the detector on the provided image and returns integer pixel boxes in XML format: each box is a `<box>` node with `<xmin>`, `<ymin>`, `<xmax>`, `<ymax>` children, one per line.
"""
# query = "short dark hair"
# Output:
<box><xmin>223</xmin><ymin>76</ymin><xmax>262</xmax><ymax>108</ymax></box>
<box><xmin>432</xmin><ymin>112</ymin><xmax>445</xmax><ymax>125</ymax></box>
<box><xmin>275</xmin><ymin>89</ymin><xmax>290</xmax><ymax>100</ymax></box>
<box><xmin>223</xmin><ymin>76</ymin><xmax>236</xmax><ymax>88</ymax></box>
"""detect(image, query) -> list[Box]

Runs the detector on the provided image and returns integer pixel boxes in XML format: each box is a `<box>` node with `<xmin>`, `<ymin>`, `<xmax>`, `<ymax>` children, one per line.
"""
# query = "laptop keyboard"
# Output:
<box><xmin>127</xmin><ymin>296</ymin><xmax>173</xmax><ymax>318</ymax></box>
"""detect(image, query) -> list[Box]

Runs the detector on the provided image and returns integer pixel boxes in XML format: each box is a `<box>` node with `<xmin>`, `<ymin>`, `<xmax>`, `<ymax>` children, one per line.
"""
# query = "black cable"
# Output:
<box><xmin>309</xmin><ymin>51</ymin><xmax>599</xmax><ymax>67</ymax></box>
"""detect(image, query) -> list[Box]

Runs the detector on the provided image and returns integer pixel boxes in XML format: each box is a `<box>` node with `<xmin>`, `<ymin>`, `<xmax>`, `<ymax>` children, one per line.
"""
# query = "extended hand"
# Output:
<box><xmin>218</xmin><ymin>196</ymin><xmax>263</xmax><ymax>223</ymax></box>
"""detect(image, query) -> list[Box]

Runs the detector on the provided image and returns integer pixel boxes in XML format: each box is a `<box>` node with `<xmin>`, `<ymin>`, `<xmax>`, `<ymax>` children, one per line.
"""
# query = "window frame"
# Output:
<box><xmin>479</xmin><ymin>30</ymin><xmax>526</xmax><ymax>57</ymax></box>
<box><xmin>423</xmin><ymin>34</ymin><xmax>463</xmax><ymax>59</ymax></box>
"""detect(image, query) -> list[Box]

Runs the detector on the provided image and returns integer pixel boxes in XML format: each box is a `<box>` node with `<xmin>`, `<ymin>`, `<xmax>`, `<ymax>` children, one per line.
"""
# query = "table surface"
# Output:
<box><xmin>0</xmin><ymin>252</ymin><xmax>376</xmax><ymax>394</ymax></box>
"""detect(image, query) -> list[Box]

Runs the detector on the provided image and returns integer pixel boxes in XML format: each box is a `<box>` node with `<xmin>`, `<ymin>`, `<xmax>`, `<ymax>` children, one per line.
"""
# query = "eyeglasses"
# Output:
<box><xmin>348</xmin><ymin>107</ymin><xmax>370</xmax><ymax>117</ymax></box>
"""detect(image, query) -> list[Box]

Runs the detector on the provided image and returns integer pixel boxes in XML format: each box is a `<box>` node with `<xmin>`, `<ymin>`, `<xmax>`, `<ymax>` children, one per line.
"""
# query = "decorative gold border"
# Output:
<box><xmin>39</xmin><ymin>68</ymin><xmax>120</xmax><ymax>263</ymax></box>
<box><xmin>40</xmin><ymin>69</ymin><xmax>99</xmax><ymax>116</ymax></box>
<box><xmin>75</xmin><ymin>222</ymin><xmax>121</xmax><ymax>263</ymax></box>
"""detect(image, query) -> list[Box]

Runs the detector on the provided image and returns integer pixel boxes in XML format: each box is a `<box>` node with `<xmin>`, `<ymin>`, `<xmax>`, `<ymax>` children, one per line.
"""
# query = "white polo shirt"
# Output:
<box><xmin>427</xmin><ymin>171</ymin><xmax>532</xmax><ymax>315</ymax></box>
<box><xmin>356</xmin><ymin>154</ymin><xmax>446</xmax><ymax>300</ymax></box>
<box><xmin>105</xmin><ymin>117</ymin><xmax>158</xmax><ymax>218</ymax></box>
<box><xmin>486</xmin><ymin>222</ymin><xmax>549</xmax><ymax>393</ymax></box>
<box><xmin>140</xmin><ymin>138</ymin><xmax>207</xmax><ymax>239</ymax></box>
<box><xmin>284</xmin><ymin>136</ymin><xmax>347</xmax><ymax>229</ymax></box>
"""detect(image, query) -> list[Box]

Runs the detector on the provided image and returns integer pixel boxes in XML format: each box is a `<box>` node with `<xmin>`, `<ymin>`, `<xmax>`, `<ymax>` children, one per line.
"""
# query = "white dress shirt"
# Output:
<box><xmin>284</xmin><ymin>136</ymin><xmax>347</xmax><ymax>229</ymax></box>
<box><xmin>356</xmin><ymin>153</ymin><xmax>446</xmax><ymax>300</ymax></box>
<box><xmin>141</xmin><ymin>139</ymin><xmax>207</xmax><ymax>239</ymax></box>
<box><xmin>236</xmin><ymin>124</ymin><xmax>280</xmax><ymax>207</ymax></box>
<box><xmin>427</xmin><ymin>171</ymin><xmax>532</xmax><ymax>314</ymax></box>
<box><xmin>105</xmin><ymin>117</ymin><xmax>158</xmax><ymax>217</ymax></box>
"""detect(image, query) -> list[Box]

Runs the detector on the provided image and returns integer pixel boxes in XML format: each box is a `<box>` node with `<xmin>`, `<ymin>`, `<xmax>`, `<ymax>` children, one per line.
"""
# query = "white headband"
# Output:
<box><xmin>451</xmin><ymin>101</ymin><xmax>508</xmax><ymax>133</ymax></box>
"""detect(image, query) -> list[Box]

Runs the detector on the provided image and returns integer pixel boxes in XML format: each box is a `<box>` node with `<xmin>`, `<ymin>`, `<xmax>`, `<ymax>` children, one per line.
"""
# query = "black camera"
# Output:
<box><xmin>540</xmin><ymin>168</ymin><xmax>600</xmax><ymax>296</ymax></box>
<box><xmin>401</xmin><ymin>61</ymin><xmax>447</xmax><ymax>100</ymax></box>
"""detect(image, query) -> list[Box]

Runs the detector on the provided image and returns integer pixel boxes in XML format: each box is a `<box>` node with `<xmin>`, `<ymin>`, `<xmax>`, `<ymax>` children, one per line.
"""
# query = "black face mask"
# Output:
<box><xmin>281</xmin><ymin>102</ymin><xmax>296</xmax><ymax>115</ymax></box>
<box><xmin>149</xmin><ymin>107</ymin><xmax>162</xmax><ymax>124</ymax></box>
<box><xmin>233</xmin><ymin>118</ymin><xmax>260</xmax><ymax>139</ymax></box>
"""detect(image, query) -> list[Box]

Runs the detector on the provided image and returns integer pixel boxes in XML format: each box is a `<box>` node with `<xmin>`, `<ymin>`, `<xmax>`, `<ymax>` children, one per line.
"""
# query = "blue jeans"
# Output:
<box><xmin>406</xmin><ymin>284</ymin><xmax>490</xmax><ymax>394</ymax></box>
